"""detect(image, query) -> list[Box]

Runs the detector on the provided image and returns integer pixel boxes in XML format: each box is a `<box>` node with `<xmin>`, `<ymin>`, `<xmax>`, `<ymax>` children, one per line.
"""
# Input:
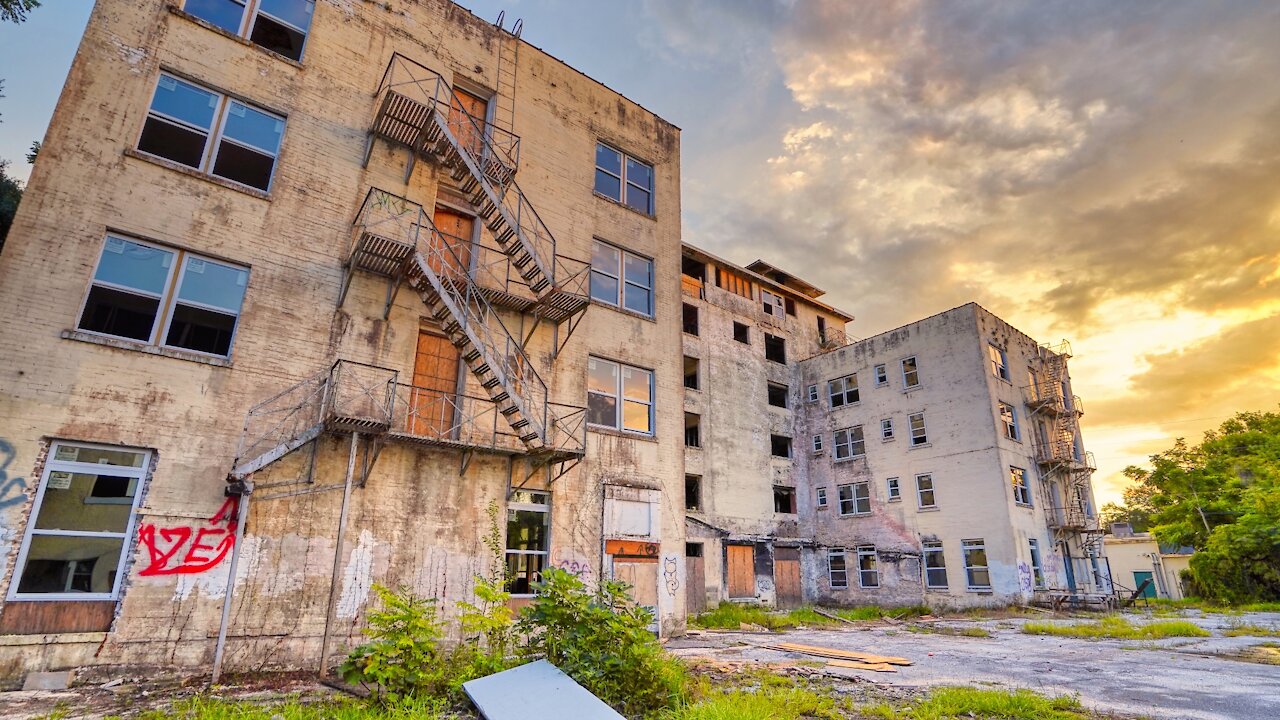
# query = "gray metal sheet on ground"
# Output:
<box><xmin>463</xmin><ymin>659</ymin><xmax>625</xmax><ymax>719</ymax></box>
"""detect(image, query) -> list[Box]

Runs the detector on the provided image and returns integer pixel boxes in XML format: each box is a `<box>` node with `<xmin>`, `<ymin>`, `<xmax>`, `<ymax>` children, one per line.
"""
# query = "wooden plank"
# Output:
<box><xmin>813</xmin><ymin>607</ymin><xmax>857</xmax><ymax>624</ymax></box>
<box><xmin>769</xmin><ymin>642</ymin><xmax>912</xmax><ymax>666</ymax></box>
<box><xmin>0</xmin><ymin>600</ymin><xmax>115</xmax><ymax>634</ymax></box>
<box><xmin>775</xmin><ymin>559</ymin><xmax>802</xmax><ymax>609</ymax></box>
<box><xmin>605</xmin><ymin>539</ymin><xmax>659</xmax><ymax>557</ymax></box>
<box><xmin>827</xmin><ymin>659</ymin><xmax>898</xmax><ymax>673</ymax></box>
<box><xmin>726</xmin><ymin>544</ymin><xmax>755</xmax><ymax>599</ymax></box>
<box><xmin>686</xmin><ymin>555</ymin><xmax>706</xmax><ymax>615</ymax></box>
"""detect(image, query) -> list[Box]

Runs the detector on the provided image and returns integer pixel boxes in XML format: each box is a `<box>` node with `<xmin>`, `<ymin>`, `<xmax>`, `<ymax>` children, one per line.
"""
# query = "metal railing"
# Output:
<box><xmin>325</xmin><ymin>360</ymin><xmax>397</xmax><ymax>429</ymax></box>
<box><xmin>234</xmin><ymin>367</ymin><xmax>329</xmax><ymax>472</ymax></box>
<box><xmin>350</xmin><ymin>188</ymin><xmax>422</xmax><ymax>266</ymax></box>
<box><xmin>389</xmin><ymin>381</ymin><xmax>525</xmax><ymax>454</ymax></box>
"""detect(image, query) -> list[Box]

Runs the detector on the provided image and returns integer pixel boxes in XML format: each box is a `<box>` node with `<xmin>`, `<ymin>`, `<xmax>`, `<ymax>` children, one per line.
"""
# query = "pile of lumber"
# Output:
<box><xmin>763</xmin><ymin>641</ymin><xmax>913</xmax><ymax>673</ymax></box>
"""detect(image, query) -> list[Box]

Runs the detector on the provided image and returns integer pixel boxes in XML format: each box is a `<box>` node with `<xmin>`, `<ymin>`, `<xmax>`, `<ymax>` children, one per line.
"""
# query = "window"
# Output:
<box><xmin>587</xmin><ymin>357</ymin><xmax>654</xmax><ymax>434</ymax></box>
<box><xmin>770</xmin><ymin>434</ymin><xmax>792</xmax><ymax>458</ymax></box>
<box><xmin>184</xmin><ymin>0</ymin><xmax>315</xmax><ymax>61</ymax></box>
<box><xmin>827</xmin><ymin>549</ymin><xmax>848</xmax><ymax>589</ymax></box>
<box><xmin>683</xmin><ymin>356</ymin><xmax>700</xmax><ymax>390</ymax></box>
<box><xmin>857</xmin><ymin>545</ymin><xmax>879</xmax><ymax>588</ymax></box>
<box><xmin>817</xmin><ymin>315</ymin><xmax>827</xmax><ymax>343</ymax></box>
<box><xmin>764</xmin><ymin>334</ymin><xmax>786</xmax><ymax>363</ymax></box>
<box><xmin>874</xmin><ymin>364</ymin><xmax>888</xmax><ymax>386</ymax></box>
<box><xmin>767</xmin><ymin>383</ymin><xmax>789</xmax><ymax>408</ymax></box>
<box><xmin>685</xmin><ymin>475</ymin><xmax>702</xmax><ymax>512</ymax></box>
<box><xmin>886</xmin><ymin>477</ymin><xmax>901</xmax><ymax>501</ymax></box>
<box><xmin>733</xmin><ymin>322</ymin><xmax>750</xmax><ymax>344</ymax></box>
<box><xmin>590</xmin><ymin>239</ymin><xmax>653</xmax><ymax>316</ymax></box>
<box><xmin>682</xmin><ymin>303</ymin><xmax>699</xmax><ymax>336</ymax></box>
<box><xmin>686</xmin><ymin>542</ymin><xmax>704</xmax><ymax>558</ymax></box>
<box><xmin>812</xmin><ymin>434</ymin><xmax>824</xmax><ymax>454</ymax></box>
<box><xmin>1028</xmin><ymin>539</ymin><xmax>1045</xmax><ymax>589</ymax></box>
<box><xmin>828</xmin><ymin>374</ymin><xmax>859</xmax><ymax>407</ymax></box>
<box><xmin>881</xmin><ymin>418</ymin><xmax>894</xmax><ymax>441</ymax></box>
<box><xmin>785</xmin><ymin>297</ymin><xmax>796</xmax><ymax>316</ymax></box>
<box><xmin>12</xmin><ymin>442</ymin><xmax>149</xmax><ymax>600</ymax></box>
<box><xmin>923</xmin><ymin>541</ymin><xmax>948</xmax><ymax>588</ymax></box>
<box><xmin>806</xmin><ymin>384</ymin><xmax>818</xmax><ymax>403</ymax></box>
<box><xmin>139</xmin><ymin>74</ymin><xmax>284</xmax><ymax>192</ymax></box>
<box><xmin>833</xmin><ymin>426</ymin><xmax>866</xmax><ymax>460</ymax></box>
<box><xmin>594</xmin><ymin>143</ymin><xmax>653</xmax><ymax>214</ymax></box>
<box><xmin>506</xmin><ymin>490</ymin><xmax>549</xmax><ymax>595</ymax></box>
<box><xmin>908</xmin><ymin>413</ymin><xmax>928</xmax><ymax>446</ymax></box>
<box><xmin>761</xmin><ymin>288</ymin><xmax>785</xmax><ymax>317</ymax></box>
<box><xmin>999</xmin><ymin>402</ymin><xmax>1020</xmax><ymax>441</ymax></box>
<box><xmin>901</xmin><ymin>356</ymin><xmax>920</xmax><ymax>388</ymax></box>
<box><xmin>716</xmin><ymin>266</ymin><xmax>753</xmax><ymax>299</ymax></box>
<box><xmin>989</xmin><ymin>344</ymin><xmax>1010</xmax><ymax>381</ymax></box>
<box><xmin>1011</xmin><ymin>466</ymin><xmax>1032</xmax><ymax>506</ymax></box>
<box><xmin>773</xmin><ymin>486</ymin><xmax>796</xmax><ymax>514</ymax></box>
<box><xmin>962</xmin><ymin>539</ymin><xmax>991</xmax><ymax>589</ymax></box>
<box><xmin>816</xmin><ymin>487</ymin><xmax>829</xmax><ymax>508</ymax></box>
<box><xmin>77</xmin><ymin>235</ymin><xmax>249</xmax><ymax>357</ymax></box>
<box><xmin>916</xmin><ymin>473</ymin><xmax>936</xmax><ymax>508</ymax></box>
<box><xmin>684</xmin><ymin>413</ymin><xmax>701</xmax><ymax>448</ymax></box>
<box><xmin>838</xmin><ymin>482</ymin><xmax>871</xmax><ymax>516</ymax></box>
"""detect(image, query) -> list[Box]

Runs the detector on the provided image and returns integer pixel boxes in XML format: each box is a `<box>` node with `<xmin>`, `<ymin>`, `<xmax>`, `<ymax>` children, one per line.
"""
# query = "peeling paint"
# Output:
<box><xmin>336</xmin><ymin>530</ymin><xmax>375</xmax><ymax>620</ymax></box>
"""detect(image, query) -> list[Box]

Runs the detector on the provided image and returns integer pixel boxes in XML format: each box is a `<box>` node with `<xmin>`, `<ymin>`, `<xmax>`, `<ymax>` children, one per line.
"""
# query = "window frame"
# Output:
<box><xmin>827</xmin><ymin>548</ymin><xmax>848</xmax><ymax>589</ymax></box>
<box><xmin>999</xmin><ymin>401</ymin><xmax>1021</xmax><ymax>441</ymax></box>
<box><xmin>76</xmin><ymin>233</ymin><xmax>250</xmax><ymax>359</ymax></box>
<box><xmin>833</xmin><ymin>426</ymin><xmax>866</xmax><ymax>461</ymax></box>
<box><xmin>901</xmin><ymin>356</ymin><xmax>920</xmax><ymax>388</ymax></box>
<box><xmin>915</xmin><ymin>473</ymin><xmax>936</xmax><ymax>509</ymax></box>
<box><xmin>1028</xmin><ymin>539</ymin><xmax>1046</xmax><ymax>589</ymax></box>
<box><xmin>962</xmin><ymin>538</ymin><xmax>992</xmax><ymax>590</ymax></box>
<box><xmin>767</xmin><ymin>382</ymin><xmax>789</xmax><ymax>409</ymax></box>
<box><xmin>856</xmin><ymin>545</ymin><xmax>879</xmax><ymax>588</ymax></box>
<box><xmin>989</xmin><ymin>344</ymin><xmax>1010</xmax><ymax>381</ymax></box>
<box><xmin>773</xmin><ymin>485</ymin><xmax>797</xmax><ymax>514</ymax></box>
<box><xmin>589</xmin><ymin>238</ymin><xmax>654</xmax><ymax>317</ymax></box>
<box><xmin>874</xmin><ymin>364</ymin><xmax>888</xmax><ymax>386</ymax></box>
<box><xmin>837</xmin><ymin>481</ymin><xmax>871</xmax><ymax>516</ymax></box>
<box><xmin>816</xmin><ymin>487</ymin><xmax>829</xmax><ymax>509</ymax></box>
<box><xmin>811</xmin><ymin>434</ymin><xmax>824</xmax><ymax>454</ymax></box>
<box><xmin>881</xmin><ymin>418</ymin><xmax>894</xmax><ymax>441</ymax></box>
<box><xmin>827</xmin><ymin>374</ymin><xmax>860</xmax><ymax>408</ymax></box>
<box><xmin>770</xmin><ymin>434</ymin><xmax>792</xmax><ymax>458</ymax></box>
<box><xmin>586</xmin><ymin>356</ymin><xmax>655</xmax><ymax>436</ymax></box>
<box><xmin>886</xmin><ymin>477</ymin><xmax>901</xmax><ymax>501</ymax></box>
<box><xmin>1011</xmin><ymin>466</ymin><xmax>1032</xmax><ymax>506</ymax></box>
<box><xmin>182</xmin><ymin>0</ymin><xmax>316</xmax><ymax>62</ymax></box>
<box><xmin>908</xmin><ymin>412</ymin><xmax>928</xmax><ymax>446</ymax></box>
<box><xmin>594</xmin><ymin>142</ymin><xmax>655</xmax><ymax>215</ymax></box>
<box><xmin>505</xmin><ymin>490</ymin><xmax>551</xmax><ymax>598</ymax></box>
<box><xmin>8</xmin><ymin>441</ymin><xmax>151</xmax><ymax>602</ymax></box>
<box><xmin>761</xmin><ymin>288</ymin><xmax>784</xmax><ymax>317</ymax></box>
<box><xmin>806</xmin><ymin>384</ymin><xmax>818</xmax><ymax>403</ymax></box>
<box><xmin>923</xmin><ymin>541</ymin><xmax>948</xmax><ymax>589</ymax></box>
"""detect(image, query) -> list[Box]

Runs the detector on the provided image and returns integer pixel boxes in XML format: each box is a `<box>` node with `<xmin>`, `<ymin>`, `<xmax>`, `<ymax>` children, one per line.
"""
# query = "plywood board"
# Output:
<box><xmin>726</xmin><ymin>544</ymin><xmax>755</xmax><ymax>599</ymax></box>
<box><xmin>463</xmin><ymin>660</ymin><xmax>624</xmax><ymax>720</ymax></box>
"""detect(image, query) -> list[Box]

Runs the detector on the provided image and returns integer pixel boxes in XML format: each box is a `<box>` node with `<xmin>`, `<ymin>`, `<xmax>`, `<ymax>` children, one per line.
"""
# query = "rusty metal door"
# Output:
<box><xmin>727</xmin><ymin>544</ymin><xmax>755</xmax><ymax>599</ymax></box>
<box><xmin>685</xmin><ymin>554</ymin><xmax>706</xmax><ymax>615</ymax></box>
<box><xmin>774</xmin><ymin>547</ymin><xmax>802</xmax><ymax>609</ymax></box>
<box><xmin>410</xmin><ymin>328</ymin><xmax>459</xmax><ymax>437</ymax></box>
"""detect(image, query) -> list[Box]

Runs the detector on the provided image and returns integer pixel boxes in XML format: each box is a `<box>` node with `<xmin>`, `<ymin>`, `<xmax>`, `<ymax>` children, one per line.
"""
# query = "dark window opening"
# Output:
<box><xmin>78</xmin><ymin>286</ymin><xmax>161</xmax><ymax>342</ymax></box>
<box><xmin>681</xmin><ymin>255</ymin><xmax>706</xmax><ymax>281</ymax></box>
<box><xmin>765</xmin><ymin>334</ymin><xmax>786</xmax><ymax>363</ymax></box>
<box><xmin>733</xmin><ymin>322</ymin><xmax>750</xmax><ymax>344</ymax></box>
<box><xmin>250</xmin><ymin>13</ymin><xmax>308</xmax><ymax>61</ymax></box>
<box><xmin>165</xmin><ymin>304</ymin><xmax>237</xmax><ymax>355</ymax></box>
<box><xmin>685</xmin><ymin>413</ymin><xmax>701</xmax><ymax>448</ymax></box>
<box><xmin>685</xmin><ymin>474</ymin><xmax>702</xmax><ymax>512</ymax></box>
<box><xmin>784</xmin><ymin>297</ymin><xmax>796</xmax><ymax>316</ymax></box>
<box><xmin>138</xmin><ymin>117</ymin><xmax>208</xmax><ymax>169</ymax></box>
<box><xmin>767</xmin><ymin>383</ymin><xmax>788</xmax><ymax>408</ymax></box>
<box><xmin>684</xmin><ymin>355</ymin><xmax>700</xmax><ymax>390</ymax></box>
<box><xmin>683</xmin><ymin>303</ymin><xmax>699</xmax><ymax>336</ymax></box>
<box><xmin>89</xmin><ymin>475</ymin><xmax>132</xmax><ymax>499</ymax></box>
<box><xmin>773</xmin><ymin>486</ymin><xmax>797</xmax><ymax>514</ymax></box>
<box><xmin>770</xmin><ymin>434</ymin><xmax>791</xmax><ymax>458</ymax></box>
<box><xmin>817</xmin><ymin>316</ymin><xmax>827</xmax><ymax>342</ymax></box>
<box><xmin>212</xmin><ymin>141</ymin><xmax>275</xmax><ymax>191</ymax></box>
<box><xmin>685</xmin><ymin>542</ymin><xmax>704</xmax><ymax>558</ymax></box>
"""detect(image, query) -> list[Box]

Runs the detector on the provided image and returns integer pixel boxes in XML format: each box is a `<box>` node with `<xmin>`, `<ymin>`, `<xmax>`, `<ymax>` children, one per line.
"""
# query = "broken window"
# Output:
<box><xmin>816</xmin><ymin>487</ymin><xmax>828</xmax><ymax>508</ymax></box>
<box><xmin>923</xmin><ymin>541</ymin><xmax>948</xmax><ymax>588</ymax></box>
<box><xmin>139</xmin><ymin>74</ymin><xmax>285</xmax><ymax>191</ymax></box>
<box><xmin>185</xmin><ymin>0</ymin><xmax>316</xmax><ymax>62</ymax></box>
<box><xmin>770</xmin><ymin>434</ymin><xmax>791</xmax><ymax>458</ymax></box>
<box><xmin>828</xmin><ymin>374</ymin><xmax>859</xmax><ymax>407</ymax></box>
<box><xmin>716</xmin><ymin>266</ymin><xmax>753</xmax><ymax>299</ymax></box>
<box><xmin>989</xmin><ymin>344</ymin><xmax>1010</xmax><ymax>381</ymax></box>
<box><xmin>908</xmin><ymin>412</ymin><xmax>928</xmax><ymax>446</ymax></box>
<box><xmin>684</xmin><ymin>356</ymin><xmax>700</xmax><ymax>391</ymax></box>
<box><xmin>827</xmin><ymin>549</ymin><xmax>848</xmax><ymax>589</ymax></box>
<box><xmin>773</xmin><ymin>486</ymin><xmax>796</xmax><ymax>514</ymax></box>
<box><xmin>506</xmin><ymin>490</ymin><xmax>549</xmax><ymax>595</ymax></box>
<box><xmin>764</xmin><ymin>334</ymin><xmax>786</xmax><ymax>364</ymax></box>
<box><xmin>767</xmin><ymin>382</ymin><xmax>789</xmax><ymax>408</ymax></box>
<box><xmin>785</xmin><ymin>297</ymin><xmax>796</xmax><ymax>316</ymax></box>
<box><xmin>77</xmin><ymin>234</ymin><xmax>249</xmax><ymax>357</ymax></box>
<box><xmin>684</xmin><ymin>413</ymin><xmax>701</xmax><ymax>448</ymax></box>
<box><xmin>1011</xmin><ymin>466</ymin><xmax>1032</xmax><ymax>506</ymax></box>
<box><xmin>886</xmin><ymin>477</ymin><xmax>901</xmax><ymax>501</ymax></box>
<box><xmin>595</xmin><ymin>142</ymin><xmax>653</xmax><ymax>214</ymax></box>
<box><xmin>761</xmin><ymin>288</ymin><xmax>784</xmax><ymax>317</ymax></box>
<box><xmin>686</xmin><ymin>542</ymin><xmax>703</xmax><ymax>558</ymax></box>
<box><xmin>916</xmin><ymin>473</ymin><xmax>936</xmax><ymax>509</ymax></box>
<box><xmin>999</xmin><ymin>402</ymin><xmax>1020</xmax><ymax>441</ymax></box>
<box><xmin>874</xmin><ymin>364</ymin><xmax>888</xmax><ymax>386</ymax></box>
<box><xmin>590</xmin><ymin>239</ymin><xmax>653</xmax><ymax>317</ymax></box>
<box><xmin>1028</xmin><ymin>539</ymin><xmax>1045</xmax><ymax>589</ymax></box>
<box><xmin>881</xmin><ymin>418</ymin><xmax>894</xmax><ymax>441</ymax></box>
<box><xmin>817</xmin><ymin>315</ymin><xmax>827</xmax><ymax>343</ymax></box>
<box><xmin>901</xmin><ymin>356</ymin><xmax>920</xmax><ymax>388</ymax></box>
<box><xmin>682</xmin><ymin>303</ymin><xmax>699</xmax><ymax>335</ymax></box>
<box><xmin>962</xmin><ymin>538</ymin><xmax>991</xmax><ymax>589</ymax></box>
<box><xmin>733</xmin><ymin>321</ymin><xmax>750</xmax><ymax>344</ymax></box>
<box><xmin>806</xmin><ymin>384</ymin><xmax>818</xmax><ymax>403</ymax></box>
<box><xmin>12</xmin><ymin>442</ymin><xmax>150</xmax><ymax>600</ymax></box>
<box><xmin>586</xmin><ymin>357</ymin><xmax>653</xmax><ymax>435</ymax></box>
<box><xmin>685</xmin><ymin>474</ymin><xmax>702</xmax><ymax>512</ymax></box>
<box><xmin>837</xmin><ymin>482</ymin><xmax>871</xmax><ymax>516</ymax></box>
<box><xmin>857</xmin><ymin>545</ymin><xmax>879</xmax><ymax>588</ymax></box>
<box><xmin>833</xmin><ymin>426</ymin><xmax>865</xmax><ymax>460</ymax></box>
<box><xmin>812</xmin><ymin>434</ymin><xmax>824</xmax><ymax>454</ymax></box>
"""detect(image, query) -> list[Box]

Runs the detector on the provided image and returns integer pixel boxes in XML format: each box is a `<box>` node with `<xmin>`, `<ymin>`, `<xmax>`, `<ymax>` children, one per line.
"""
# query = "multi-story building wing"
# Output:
<box><xmin>0</xmin><ymin>0</ymin><xmax>684</xmax><ymax>683</ymax></box>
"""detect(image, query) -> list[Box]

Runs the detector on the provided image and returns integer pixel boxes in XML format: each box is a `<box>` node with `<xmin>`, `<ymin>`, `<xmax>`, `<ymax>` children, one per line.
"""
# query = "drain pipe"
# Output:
<box><xmin>211</xmin><ymin>488</ymin><xmax>252</xmax><ymax>685</ymax></box>
<box><xmin>319</xmin><ymin>432</ymin><xmax>359</xmax><ymax>677</ymax></box>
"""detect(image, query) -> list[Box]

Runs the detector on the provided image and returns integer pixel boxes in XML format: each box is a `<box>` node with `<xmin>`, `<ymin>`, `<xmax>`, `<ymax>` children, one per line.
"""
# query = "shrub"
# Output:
<box><xmin>517</xmin><ymin>567</ymin><xmax>689</xmax><ymax>716</ymax></box>
<box><xmin>339</xmin><ymin>585</ymin><xmax>456</xmax><ymax>704</ymax></box>
<box><xmin>456</xmin><ymin>501</ymin><xmax>517</xmax><ymax>678</ymax></box>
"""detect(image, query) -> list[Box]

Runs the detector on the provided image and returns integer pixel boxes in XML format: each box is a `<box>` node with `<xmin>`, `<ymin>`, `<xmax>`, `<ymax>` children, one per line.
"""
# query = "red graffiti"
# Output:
<box><xmin>137</xmin><ymin>497</ymin><xmax>239</xmax><ymax>576</ymax></box>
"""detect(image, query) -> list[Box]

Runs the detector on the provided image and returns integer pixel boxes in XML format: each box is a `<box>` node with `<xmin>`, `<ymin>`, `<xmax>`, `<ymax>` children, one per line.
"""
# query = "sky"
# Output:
<box><xmin>3</xmin><ymin>1</ymin><xmax>1280</xmax><ymax>506</ymax></box>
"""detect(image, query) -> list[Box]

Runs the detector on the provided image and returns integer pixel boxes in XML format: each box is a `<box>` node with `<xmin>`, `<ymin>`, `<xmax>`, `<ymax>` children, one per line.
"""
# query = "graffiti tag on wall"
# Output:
<box><xmin>663</xmin><ymin>556</ymin><xmax>679</xmax><ymax>596</ymax></box>
<box><xmin>0</xmin><ymin>440</ymin><xmax>29</xmax><ymax>510</ymax></box>
<box><xmin>138</xmin><ymin>496</ymin><xmax>239</xmax><ymax>576</ymax></box>
<box><xmin>1017</xmin><ymin>561</ymin><xmax>1034</xmax><ymax>593</ymax></box>
<box><xmin>553</xmin><ymin>553</ymin><xmax>592</xmax><ymax>580</ymax></box>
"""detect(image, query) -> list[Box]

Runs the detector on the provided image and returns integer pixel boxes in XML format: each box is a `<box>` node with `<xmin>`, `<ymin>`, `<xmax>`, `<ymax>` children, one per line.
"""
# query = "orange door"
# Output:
<box><xmin>430</xmin><ymin>206</ymin><xmax>474</xmax><ymax>278</ymax></box>
<box><xmin>448</xmin><ymin>88</ymin><xmax>489</xmax><ymax>157</ymax></box>
<box><xmin>411</xmin><ymin>329</ymin><xmax>460</xmax><ymax>438</ymax></box>
<box><xmin>727</xmin><ymin>545</ymin><xmax>755</xmax><ymax>599</ymax></box>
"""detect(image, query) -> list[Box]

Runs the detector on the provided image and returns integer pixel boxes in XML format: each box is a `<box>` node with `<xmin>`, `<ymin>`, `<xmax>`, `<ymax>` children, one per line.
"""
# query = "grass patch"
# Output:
<box><xmin>1222</xmin><ymin>621</ymin><xmax>1280</xmax><ymax>638</ymax></box>
<box><xmin>664</xmin><ymin>686</ymin><xmax>844</xmax><ymax>720</ymax></box>
<box><xmin>905</xmin><ymin>625</ymin><xmax>992</xmax><ymax>638</ymax></box>
<box><xmin>691</xmin><ymin>604</ymin><xmax>863</xmax><ymax>631</ymax></box>
<box><xmin>1022</xmin><ymin>615</ymin><xmax>1209</xmax><ymax>640</ymax></box>
<box><xmin>832</xmin><ymin>604</ymin><xmax>931</xmax><ymax>621</ymax></box>
<box><xmin>134</xmin><ymin>695</ymin><xmax>448</xmax><ymax>719</ymax></box>
<box><xmin>1147</xmin><ymin>598</ymin><xmax>1280</xmax><ymax>614</ymax></box>
<box><xmin>863</xmin><ymin>686</ymin><xmax>1088</xmax><ymax>719</ymax></box>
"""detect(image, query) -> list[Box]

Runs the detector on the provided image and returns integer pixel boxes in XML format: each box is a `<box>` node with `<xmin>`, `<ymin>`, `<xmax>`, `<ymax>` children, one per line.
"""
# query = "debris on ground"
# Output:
<box><xmin>462</xmin><ymin>660</ymin><xmax>624</xmax><ymax>720</ymax></box>
<box><xmin>765</xmin><ymin>642</ymin><xmax>913</xmax><ymax>666</ymax></box>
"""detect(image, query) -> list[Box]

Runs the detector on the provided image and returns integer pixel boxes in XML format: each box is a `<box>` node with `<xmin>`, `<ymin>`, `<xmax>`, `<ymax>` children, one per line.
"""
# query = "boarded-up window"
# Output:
<box><xmin>716</xmin><ymin>267</ymin><xmax>753</xmax><ymax>299</ymax></box>
<box><xmin>607</xmin><ymin>499</ymin><xmax>652</xmax><ymax>536</ymax></box>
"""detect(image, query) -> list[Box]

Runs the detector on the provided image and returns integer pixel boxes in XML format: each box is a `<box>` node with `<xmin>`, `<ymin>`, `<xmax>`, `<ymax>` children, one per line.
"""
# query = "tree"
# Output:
<box><xmin>25</xmin><ymin>141</ymin><xmax>39</xmax><ymax>164</ymax></box>
<box><xmin>0</xmin><ymin>1</ymin><xmax>40</xmax><ymax>24</ymax></box>
<box><xmin>0</xmin><ymin>158</ymin><xmax>21</xmax><ymax>252</ymax></box>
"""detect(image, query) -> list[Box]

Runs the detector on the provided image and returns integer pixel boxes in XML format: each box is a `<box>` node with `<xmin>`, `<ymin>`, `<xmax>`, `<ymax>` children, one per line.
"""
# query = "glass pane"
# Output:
<box><xmin>621</xmin><ymin>366</ymin><xmax>650</xmax><ymax>401</ymax></box>
<box><xmin>185</xmin><ymin>0</ymin><xmax>247</xmax><ymax>34</ymax></box>
<box><xmin>52</xmin><ymin>445</ymin><xmax>145</xmax><ymax>467</ymax></box>
<box><xmin>94</xmin><ymin>237</ymin><xmax>174</xmax><ymax>294</ymax></box>
<box><xmin>594</xmin><ymin>169</ymin><xmax>621</xmax><ymax>200</ymax></box>
<box><xmin>510</xmin><ymin>490</ymin><xmax>547</xmax><ymax>506</ymax></box>
<box><xmin>151</xmin><ymin>75</ymin><xmax>218</xmax><ymax>130</ymax></box>
<box><xmin>591</xmin><ymin>241</ymin><xmax>619</xmax><ymax>275</ymax></box>
<box><xmin>17</xmin><ymin>535</ymin><xmax>124</xmax><ymax>594</ymax></box>
<box><xmin>596</xmin><ymin>143</ymin><xmax>622</xmax><ymax>175</ymax></box>
<box><xmin>623</xmin><ymin>285</ymin><xmax>650</xmax><ymax>315</ymax></box>
<box><xmin>258</xmin><ymin>0</ymin><xmax>314</xmax><ymax>30</ymax></box>
<box><xmin>139</xmin><ymin>116</ymin><xmax>209</xmax><ymax>168</ymax></box>
<box><xmin>78</xmin><ymin>285</ymin><xmax>161</xmax><ymax>342</ymax></box>
<box><xmin>589</xmin><ymin>271</ymin><xmax>619</xmax><ymax>305</ymax></box>
<box><xmin>623</xmin><ymin>253</ymin><xmax>651</xmax><ymax>287</ymax></box>
<box><xmin>165</xmin><ymin>303</ymin><xmax>238</xmax><ymax>356</ymax></box>
<box><xmin>623</xmin><ymin>400</ymin><xmax>650</xmax><ymax>434</ymax></box>
<box><xmin>213</xmin><ymin>140</ymin><xmax>276</xmax><ymax>190</ymax></box>
<box><xmin>587</xmin><ymin>358</ymin><xmax>617</xmax><ymax>395</ymax></box>
<box><xmin>222</xmin><ymin>102</ymin><xmax>284</xmax><ymax>154</ymax></box>
<box><xmin>624</xmin><ymin>186</ymin><xmax>651</xmax><ymax>214</ymax></box>
<box><xmin>34</xmin><ymin>472</ymin><xmax>134</xmax><ymax>533</ymax></box>
<box><xmin>505</xmin><ymin>508</ymin><xmax>547</xmax><ymax>551</ymax></box>
<box><xmin>178</xmin><ymin>257</ymin><xmax>248</xmax><ymax>312</ymax></box>
<box><xmin>828</xmin><ymin>555</ymin><xmax>846</xmax><ymax>571</ymax></box>
<box><xmin>504</xmin><ymin>552</ymin><xmax>545</xmax><ymax>595</ymax></box>
<box><xmin>967</xmin><ymin>548</ymin><xmax>988</xmax><ymax>567</ymax></box>
<box><xmin>587</xmin><ymin>393</ymin><xmax>616</xmax><ymax>427</ymax></box>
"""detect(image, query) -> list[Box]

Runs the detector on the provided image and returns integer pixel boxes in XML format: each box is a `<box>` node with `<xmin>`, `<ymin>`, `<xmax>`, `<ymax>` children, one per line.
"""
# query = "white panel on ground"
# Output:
<box><xmin>463</xmin><ymin>660</ymin><xmax>625</xmax><ymax>720</ymax></box>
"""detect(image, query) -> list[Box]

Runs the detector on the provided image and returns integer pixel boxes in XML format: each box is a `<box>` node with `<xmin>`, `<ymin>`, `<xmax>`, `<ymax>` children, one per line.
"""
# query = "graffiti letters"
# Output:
<box><xmin>1017</xmin><ymin>561</ymin><xmax>1034</xmax><ymax>593</ymax></box>
<box><xmin>663</xmin><ymin>555</ymin><xmax>679</xmax><ymax>596</ymax></box>
<box><xmin>0</xmin><ymin>440</ymin><xmax>30</xmax><ymax>510</ymax></box>
<box><xmin>138</xmin><ymin>497</ymin><xmax>239</xmax><ymax>576</ymax></box>
<box><xmin>555</xmin><ymin>556</ymin><xmax>592</xmax><ymax>579</ymax></box>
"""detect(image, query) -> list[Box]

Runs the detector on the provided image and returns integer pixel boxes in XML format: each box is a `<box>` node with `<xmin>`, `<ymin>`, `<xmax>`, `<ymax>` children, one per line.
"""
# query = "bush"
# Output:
<box><xmin>339</xmin><ymin>585</ymin><xmax>458</xmax><ymax>704</ymax></box>
<box><xmin>518</xmin><ymin>567</ymin><xmax>689</xmax><ymax>716</ymax></box>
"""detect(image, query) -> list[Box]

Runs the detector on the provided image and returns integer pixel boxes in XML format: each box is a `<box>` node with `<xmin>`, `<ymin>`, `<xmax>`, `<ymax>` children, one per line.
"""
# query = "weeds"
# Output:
<box><xmin>834</xmin><ymin>605</ymin><xmax>931</xmax><ymax>621</ymax></box>
<box><xmin>906</xmin><ymin>625</ymin><xmax>992</xmax><ymax>638</ymax></box>
<box><xmin>663</xmin><ymin>686</ymin><xmax>843</xmax><ymax>720</ymax></box>
<box><xmin>1222</xmin><ymin>619</ymin><xmax>1280</xmax><ymax>637</ymax></box>
<box><xmin>862</xmin><ymin>686</ymin><xmax>1089</xmax><ymax>719</ymax></box>
<box><xmin>135</xmin><ymin>695</ymin><xmax>447</xmax><ymax>719</ymax></box>
<box><xmin>1022</xmin><ymin>615</ymin><xmax>1209</xmax><ymax>640</ymax></box>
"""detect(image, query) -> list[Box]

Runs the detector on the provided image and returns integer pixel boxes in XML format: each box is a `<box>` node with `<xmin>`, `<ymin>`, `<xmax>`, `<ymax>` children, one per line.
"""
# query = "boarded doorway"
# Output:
<box><xmin>429</xmin><ymin>206</ymin><xmax>474</xmax><ymax>276</ymax></box>
<box><xmin>685</xmin><ymin>543</ymin><xmax>706</xmax><ymax>615</ymax></box>
<box><xmin>727</xmin><ymin>544</ymin><xmax>755</xmax><ymax>599</ymax></box>
<box><xmin>775</xmin><ymin>546</ymin><xmax>802</xmax><ymax>608</ymax></box>
<box><xmin>448</xmin><ymin>87</ymin><xmax>489</xmax><ymax>157</ymax></box>
<box><xmin>410</xmin><ymin>328</ymin><xmax>460</xmax><ymax>437</ymax></box>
